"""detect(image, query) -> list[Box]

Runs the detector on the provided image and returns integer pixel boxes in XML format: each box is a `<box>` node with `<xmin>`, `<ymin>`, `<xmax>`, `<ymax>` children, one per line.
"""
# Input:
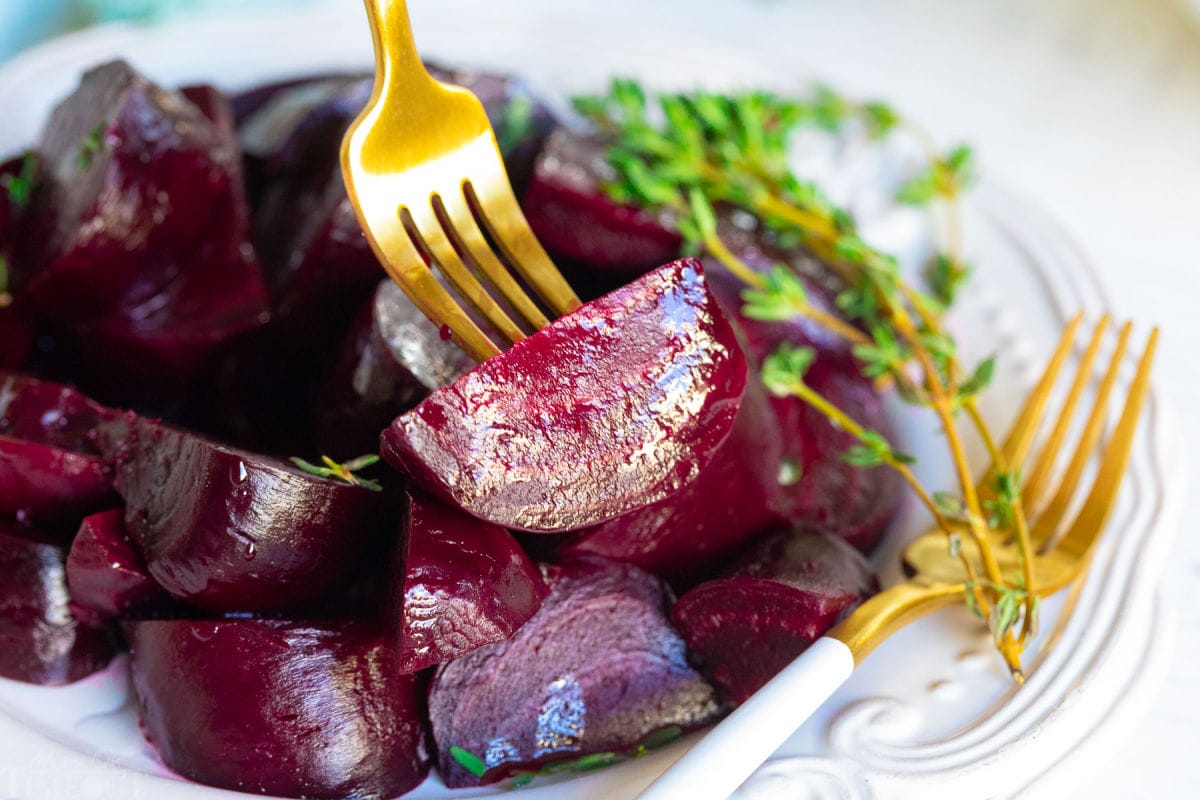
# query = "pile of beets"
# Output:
<box><xmin>0</xmin><ymin>60</ymin><xmax>898</xmax><ymax>799</ymax></box>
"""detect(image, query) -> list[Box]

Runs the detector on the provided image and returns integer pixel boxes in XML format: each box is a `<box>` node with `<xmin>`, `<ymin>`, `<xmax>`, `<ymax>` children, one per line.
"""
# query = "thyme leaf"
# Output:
<box><xmin>288</xmin><ymin>454</ymin><xmax>382</xmax><ymax>491</ymax></box>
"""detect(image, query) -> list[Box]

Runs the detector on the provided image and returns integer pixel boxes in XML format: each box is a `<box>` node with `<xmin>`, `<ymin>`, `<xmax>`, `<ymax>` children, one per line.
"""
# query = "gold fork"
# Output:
<box><xmin>341</xmin><ymin>0</ymin><xmax>580</xmax><ymax>362</ymax></box>
<box><xmin>639</xmin><ymin>314</ymin><xmax>1158</xmax><ymax>800</ymax></box>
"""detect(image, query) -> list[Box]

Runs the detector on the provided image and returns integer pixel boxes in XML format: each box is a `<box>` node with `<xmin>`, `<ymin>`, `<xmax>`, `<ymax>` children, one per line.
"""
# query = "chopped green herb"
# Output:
<box><xmin>448</xmin><ymin>746</ymin><xmax>487</xmax><ymax>778</ymax></box>
<box><xmin>928</xmin><ymin>254</ymin><xmax>970</xmax><ymax>307</ymax></box>
<box><xmin>288</xmin><ymin>454</ymin><xmax>383</xmax><ymax>491</ymax></box>
<box><xmin>497</xmin><ymin>95</ymin><xmax>535</xmax><ymax>153</ymax></box>
<box><xmin>1</xmin><ymin>153</ymin><xmax>37</xmax><ymax>210</ymax></box>
<box><xmin>640</xmin><ymin>725</ymin><xmax>683</xmax><ymax>750</ymax></box>
<box><xmin>0</xmin><ymin>253</ymin><xmax>10</xmax><ymax>308</ymax></box>
<box><xmin>77</xmin><ymin>125</ymin><xmax>105</xmax><ymax>171</ymax></box>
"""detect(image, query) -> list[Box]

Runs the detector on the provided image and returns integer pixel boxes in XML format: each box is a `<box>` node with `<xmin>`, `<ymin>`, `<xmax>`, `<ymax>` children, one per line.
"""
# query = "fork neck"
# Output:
<box><xmin>361</xmin><ymin>0</ymin><xmax>436</xmax><ymax>99</ymax></box>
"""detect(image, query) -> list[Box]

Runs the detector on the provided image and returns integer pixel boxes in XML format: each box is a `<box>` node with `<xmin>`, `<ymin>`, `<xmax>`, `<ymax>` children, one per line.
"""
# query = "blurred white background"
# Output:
<box><xmin>2</xmin><ymin>0</ymin><xmax>1197</xmax><ymax>797</ymax></box>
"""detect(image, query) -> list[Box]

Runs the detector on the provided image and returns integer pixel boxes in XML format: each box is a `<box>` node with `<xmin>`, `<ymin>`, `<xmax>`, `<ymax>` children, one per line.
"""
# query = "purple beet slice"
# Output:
<box><xmin>428</xmin><ymin>558</ymin><xmax>723</xmax><ymax>788</ymax></box>
<box><xmin>671</xmin><ymin>529</ymin><xmax>877</xmax><ymax>704</ymax></box>
<box><xmin>523</xmin><ymin>129</ymin><xmax>683</xmax><ymax>275</ymax></box>
<box><xmin>554</xmin><ymin>376</ymin><xmax>784</xmax><ymax>588</ymax></box>
<box><xmin>395</xmin><ymin>491</ymin><xmax>547</xmax><ymax>674</ymax></box>
<box><xmin>382</xmin><ymin>259</ymin><xmax>747</xmax><ymax>533</ymax></box>
<box><xmin>316</xmin><ymin>280</ymin><xmax>475</xmax><ymax>457</ymax></box>
<box><xmin>96</xmin><ymin>414</ymin><xmax>390</xmax><ymax>612</ymax></box>
<box><xmin>66</xmin><ymin>510</ymin><xmax>171</xmax><ymax>624</ymax></box>
<box><xmin>0</xmin><ymin>520</ymin><xmax>116</xmax><ymax>684</ymax></box>
<box><xmin>127</xmin><ymin>618</ymin><xmax>429</xmax><ymax>799</ymax></box>
<box><xmin>0</xmin><ymin>373</ymin><xmax>117</xmax><ymax>524</ymax></box>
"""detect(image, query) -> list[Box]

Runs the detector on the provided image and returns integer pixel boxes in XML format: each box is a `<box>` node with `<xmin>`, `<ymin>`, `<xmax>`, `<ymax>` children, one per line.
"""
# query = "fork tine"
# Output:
<box><xmin>993</xmin><ymin>312</ymin><xmax>1085</xmax><ymax>479</ymax></box>
<box><xmin>464</xmin><ymin>170</ymin><xmax>582</xmax><ymax>317</ymax></box>
<box><xmin>1031</xmin><ymin>321</ymin><xmax>1133</xmax><ymax>548</ymax></box>
<box><xmin>437</xmin><ymin>188</ymin><xmax>552</xmax><ymax>330</ymax></box>
<box><xmin>1054</xmin><ymin>328</ymin><xmax>1158</xmax><ymax>559</ymax></box>
<box><xmin>403</xmin><ymin>204</ymin><xmax>528</xmax><ymax>347</ymax></box>
<box><xmin>1020</xmin><ymin>314</ymin><xmax>1111</xmax><ymax>510</ymax></box>
<box><xmin>369</xmin><ymin>222</ymin><xmax>502</xmax><ymax>362</ymax></box>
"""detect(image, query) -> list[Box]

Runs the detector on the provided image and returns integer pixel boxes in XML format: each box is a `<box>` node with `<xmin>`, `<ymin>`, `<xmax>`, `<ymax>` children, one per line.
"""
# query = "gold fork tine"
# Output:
<box><xmin>1020</xmin><ymin>314</ymin><xmax>1111</xmax><ymax>510</ymax></box>
<box><xmin>1031</xmin><ymin>321</ymin><xmax>1133</xmax><ymax>548</ymax></box>
<box><xmin>437</xmin><ymin>188</ymin><xmax>552</xmax><ymax>330</ymax></box>
<box><xmin>369</xmin><ymin>217</ymin><xmax>502</xmax><ymax>362</ymax></box>
<box><xmin>465</xmin><ymin>169</ymin><xmax>582</xmax><ymax>317</ymax></box>
<box><xmin>1055</xmin><ymin>328</ymin><xmax>1158</xmax><ymax>558</ymax></box>
<box><xmin>994</xmin><ymin>311</ymin><xmax>1084</xmax><ymax>476</ymax></box>
<box><xmin>404</xmin><ymin>204</ymin><xmax>527</xmax><ymax>347</ymax></box>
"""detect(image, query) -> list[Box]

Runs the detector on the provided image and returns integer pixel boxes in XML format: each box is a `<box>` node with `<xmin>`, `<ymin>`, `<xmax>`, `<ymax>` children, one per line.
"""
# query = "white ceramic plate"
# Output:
<box><xmin>0</xmin><ymin>2</ymin><xmax>1182</xmax><ymax>799</ymax></box>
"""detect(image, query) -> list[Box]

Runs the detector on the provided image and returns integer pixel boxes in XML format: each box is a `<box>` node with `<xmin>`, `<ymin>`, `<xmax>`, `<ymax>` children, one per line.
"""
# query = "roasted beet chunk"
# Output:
<box><xmin>127</xmin><ymin>619</ymin><xmax>430</xmax><ymax>799</ymax></box>
<box><xmin>0</xmin><ymin>520</ymin><xmax>116</xmax><ymax>684</ymax></box>
<box><xmin>66</xmin><ymin>510</ymin><xmax>171</xmax><ymax>624</ymax></box>
<box><xmin>428</xmin><ymin>558</ymin><xmax>722</xmax><ymax>788</ymax></box>
<box><xmin>0</xmin><ymin>373</ymin><xmax>116</xmax><ymax>524</ymax></box>
<box><xmin>672</xmin><ymin>529</ymin><xmax>877</xmax><ymax>704</ymax></box>
<box><xmin>96</xmin><ymin>415</ymin><xmax>390</xmax><ymax>612</ymax></box>
<box><xmin>382</xmin><ymin>259</ymin><xmax>747</xmax><ymax>532</ymax></box>
<box><xmin>523</xmin><ymin>129</ymin><xmax>682</xmax><ymax>275</ymax></box>
<box><xmin>396</xmin><ymin>491</ymin><xmax>546</xmax><ymax>674</ymax></box>
<box><xmin>16</xmin><ymin>61</ymin><xmax>269</xmax><ymax>395</ymax></box>
<box><xmin>317</xmin><ymin>280</ymin><xmax>474</xmax><ymax>458</ymax></box>
<box><xmin>555</xmin><ymin>378</ymin><xmax>784</xmax><ymax>587</ymax></box>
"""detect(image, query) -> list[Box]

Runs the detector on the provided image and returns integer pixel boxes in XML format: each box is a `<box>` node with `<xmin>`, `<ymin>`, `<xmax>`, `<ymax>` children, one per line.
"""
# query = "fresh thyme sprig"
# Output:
<box><xmin>77</xmin><ymin>125</ymin><xmax>105</xmax><ymax>171</ymax></box>
<box><xmin>288</xmin><ymin>454</ymin><xmax>383</xmax><ymax>491</ymax></box>
<box><xmin>573</xmin><ymin>78</ymin><xmax>1035</xmax><ymax>678</ymax></box>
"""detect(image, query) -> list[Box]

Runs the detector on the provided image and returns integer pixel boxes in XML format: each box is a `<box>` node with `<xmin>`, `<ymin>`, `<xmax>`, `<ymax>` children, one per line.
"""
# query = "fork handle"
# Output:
<box><xmin>361</xmin><ymin>0</ymin><xmax>433</xmax><ymax>91</ymax></box>
<box><xmin>637</xmin><ymin>637</ymin><xmax>854</xmax><ymax>800</ymax></box>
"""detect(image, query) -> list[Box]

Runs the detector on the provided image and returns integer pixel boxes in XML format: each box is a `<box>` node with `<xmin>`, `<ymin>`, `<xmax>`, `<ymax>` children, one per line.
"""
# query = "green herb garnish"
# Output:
<box><xmin>574</xmin><ymin>78</ymin><xmax>1036</xmax><ymax>679</ymax></box>
<box><xmin>448</xmin><ymin>746</ymin><xmax>487</xmax><ymax>777</ymax></box>
<box><xmin>1</xmin><ymin>153</ymin><xmax>37</xmax><ymax>210</ymax></box>
<box><xmin>0</xmin><ymin>253</ymin><xmax>11</xmax><ymax>309</ymax></box>
<box><xmin>288</xmin><ymin>454</ymin><xmax>383</xmax><ymax>491</ymax></box>
<box><xmin>497</xmin><ymin>94</ymin><xmax>535</xmax><ymax>153</ymax></box>
<box><xmin>77</xmin><ymin>125</ymin><xmax>105</xmax><ymax>170</ymax></box>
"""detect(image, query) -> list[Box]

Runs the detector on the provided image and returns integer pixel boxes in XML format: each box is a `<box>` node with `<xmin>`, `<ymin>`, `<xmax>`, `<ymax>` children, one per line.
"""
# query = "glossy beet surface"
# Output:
<box><xmin>317</xmin><ymin>280</ymin><xmax>475</xmax><ymax>458</ymax></box>
<box><xmin>555</xmin><ymin>377</ymin><xmax>784</xmax><ymax>588</ymax></box>
<box><xmin>0</xmin><ymin>374</ymin><xmax>116</xmax><ymax>524</ymax></box>
<box><xmin>396</xmin><ymin>491</ymin><xmax>547</xmax><ymax>674</ymax></box>
<box><xmin>17</xmin><ymin>61</ymin><xmax>269</xmax><ymax>349</ymax></box>
<box><xmin>97</xmin><ymin>415</ymin><xmax>390</xmax><ymax>612</ymax></box>
<box><xmin>523</xmin><ymin>129</ymin><xmax>682</xmax><ymax>274</ymax></box>
<box><xmin>66</xmin><ymin>510</ymin><xmax>170</xmax><ymax>623</ymax></box>
<box><xmin>382</xmin><ymin>259</ymin><xmax>747</xmax><ymax>532</ymax></box>
<box><xmin>428</xmin><ymin>558</ymin><xmax>723</xmax><ymax>787</ymax></box>
<box><xmin>672</xmin><ymin>529</ymin><xmax>877</xmax><ymax>704</ymax></box>
<box><xmin>127</xmin><ymin>619</ymin><xmax>430</xmax><ymax>799</ymax></box>
<box><xmin>0</xmin><ymin>520</ymin><xmax>116</xmax><ymax>684</ymax></box>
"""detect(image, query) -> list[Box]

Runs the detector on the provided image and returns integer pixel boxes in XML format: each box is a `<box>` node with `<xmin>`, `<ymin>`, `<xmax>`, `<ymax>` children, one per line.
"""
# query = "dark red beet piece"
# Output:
<box><xmin>127</xmin><ymin>619</ymin><xmax>429</xmax><ymax>799</ymax></box>
<box><xmin>0</xmin><ymin>373</ymin><xmax>116</xmax><ymax>524</ymax></box>
<box><xmin>523</xmin><ymin>129</ymin><xmax>682</xmax><ymax>275</ymax></box>
<box><xmin>0</xmin><ymin>520</ymin><xmax>116</xmax><ymax>684</ymax></box>
<box><xmin>316</xmin><ymin>280</ymin><xmax>475</xmax><ymax>457</ymax></box>
<box><xmin>554</xmin><ymin>377</ymin><xmax>784</xmax><ymax>588</ymax></box>
<box><xmin>14</xmin><ymin>61</ymin><xmax>269</xmax><ymax>403</ymax></box>
<box><xmin>428</xmin><ymin>558</ymin><xmax>723</xmax><ymax>788</ymax></box>
<box><xmin>66</xmin><ymin>510</ymin><xmax>171</xmax><ymax>624</ymax></box>
<box><xmin>96</xmin><ymin>415</ymin><xmax>390</xmax><ymax>612</ymax></box>
<box><xmin>381</xmin><ymin>259</ymin><xmax>747</xmax><ymax>533</ymax></box>
<box><xmin>396</xmin><ymin>491</ymin><xmax>546</xmax><ymax>674</ymax></box>
<box><xmin>671</xmin><ymin>529</ymin><xmax>877</xmax><ymax>704</ymax></box>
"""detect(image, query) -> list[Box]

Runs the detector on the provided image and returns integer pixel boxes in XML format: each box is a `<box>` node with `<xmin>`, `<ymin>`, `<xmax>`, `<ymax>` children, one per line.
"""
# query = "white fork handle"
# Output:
<box><xmin>637</xmin><ymin>637</ymin><xmax>855</xmax><ymax>800</ymax></box>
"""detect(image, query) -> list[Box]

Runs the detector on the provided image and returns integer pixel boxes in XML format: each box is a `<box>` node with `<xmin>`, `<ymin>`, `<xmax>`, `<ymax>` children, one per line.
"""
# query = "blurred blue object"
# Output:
<box><xmin>0</xmin><ymin>0</ymin><xmax>327</xmax><ymax>62</ymax></box>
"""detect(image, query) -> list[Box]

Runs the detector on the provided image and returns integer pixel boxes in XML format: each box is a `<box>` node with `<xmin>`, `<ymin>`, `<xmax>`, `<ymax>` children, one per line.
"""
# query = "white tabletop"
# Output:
<box><xmin>485</xmin><ymin>0</ymin><xmax>1199</xmax><ymax>796</ymax></box>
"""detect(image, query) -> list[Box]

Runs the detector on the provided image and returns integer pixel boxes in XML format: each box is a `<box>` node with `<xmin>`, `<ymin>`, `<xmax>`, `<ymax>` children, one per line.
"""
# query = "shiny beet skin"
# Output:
<box><xmin>317</xmin><ymin>280</ymin><xmax>474</xmax><ymax>458</ymax></box>
<box><xmin>66</xmin><ymin>510</ymin><xmax>171</xmax><ymax>624</ymax></box>
<box><xmin>0</xmin><ymin>373</ymin><xmax>117</xmax><ymax>525</ymax></box>
<box><xmin>97</xmin><ymin>414</ymin><xmax>390</xmax><ymax>612</ymax></box>
<box><xmin>428</xmin><ymin>558</ymin><xmax>723</xmax><ymax>788</ymax></box>
<box><xmin>671</xmin><ymin>529</ymin><xmax>877</xmax><ymax>704</ymax></box>
<box><xmin>0</xmin><ymin>520</ymin><xmax>116</xmax><ymax>684</ymax></box>
<box><xmin>127</xmin><ymin>619</ymin><xmax>430</xmax><ymax>799</ymax></box>
<box><xmin>554</xmin><ymin>377</ymin><xmax>784</xmax><ymax>588</ymax></box>
<box><xmin>396</xmin><ymin>491</ymin><xmax>547</xmax><ymax>674</ymax></box>
<box><xmin>382</xmin><ymin>259</ymin><xmax>747</xmax><ymax>533</ymax></box>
